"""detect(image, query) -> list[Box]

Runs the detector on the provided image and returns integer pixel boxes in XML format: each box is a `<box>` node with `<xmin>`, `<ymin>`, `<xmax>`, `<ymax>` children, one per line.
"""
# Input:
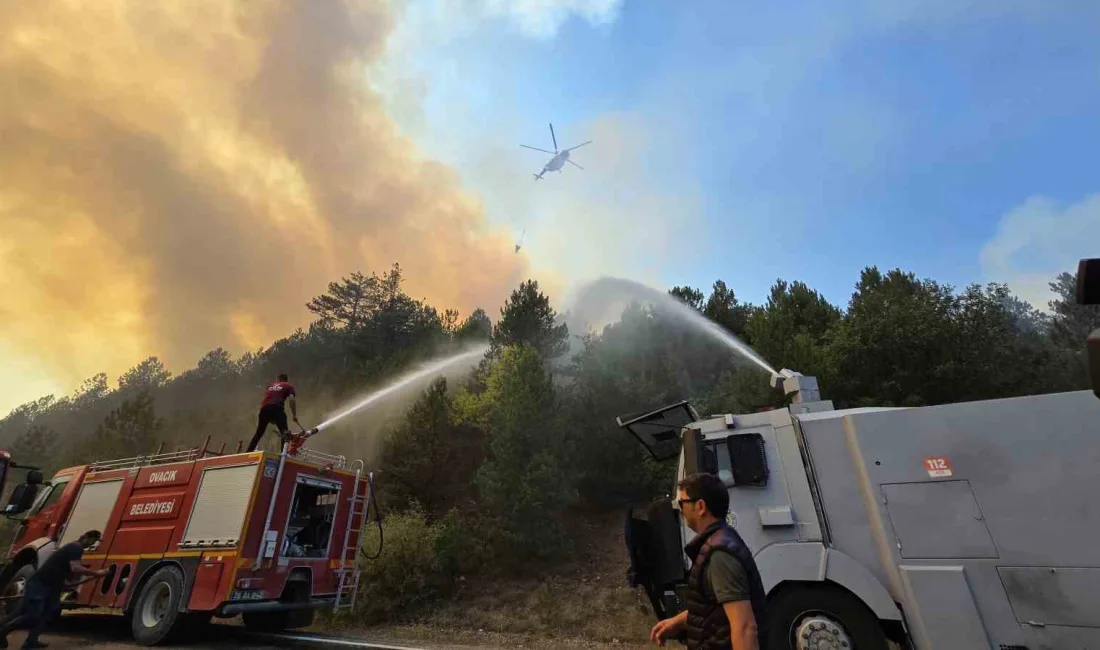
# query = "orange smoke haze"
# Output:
<box><xmin>0</xmin><ymin>0</ymin><xmax>529</xmax><ymax>411</ymax></box>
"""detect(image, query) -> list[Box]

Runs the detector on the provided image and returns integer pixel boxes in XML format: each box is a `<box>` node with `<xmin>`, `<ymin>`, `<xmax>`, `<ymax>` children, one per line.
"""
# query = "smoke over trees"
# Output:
<box><xmin>0</xmin><ymin>0</ymin><xmax>526</xmax><ymax>410</ymax></box>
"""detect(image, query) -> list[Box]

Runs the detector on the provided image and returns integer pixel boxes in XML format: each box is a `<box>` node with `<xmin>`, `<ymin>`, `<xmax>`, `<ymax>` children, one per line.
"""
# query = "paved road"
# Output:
<box><xmin>12</xmin><ymin>613</ymin><xmax>428</xmax><ymax>650</ymax></box>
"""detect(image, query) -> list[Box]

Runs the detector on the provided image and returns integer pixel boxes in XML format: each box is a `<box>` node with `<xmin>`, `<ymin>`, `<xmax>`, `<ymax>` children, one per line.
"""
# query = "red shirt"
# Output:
<box><xmin>261</xmin><ymin>381</ymin><xmax>296</xmax><ymax>407</ymax></box>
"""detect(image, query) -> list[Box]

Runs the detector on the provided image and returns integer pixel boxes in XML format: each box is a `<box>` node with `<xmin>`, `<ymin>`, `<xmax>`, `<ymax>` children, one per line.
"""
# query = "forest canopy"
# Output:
<box><xmin>2</xmin><ymin>262</ymin><xmax>1096</xmax><ymax>619</ymax></box>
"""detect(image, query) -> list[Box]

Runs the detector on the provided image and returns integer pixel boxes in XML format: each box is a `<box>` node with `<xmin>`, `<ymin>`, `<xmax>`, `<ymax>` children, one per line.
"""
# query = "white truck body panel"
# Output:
<box><xmin>629</xmin><ymin>387</ymin><xmax>1100</xmax><ymax>648</ymax></box>
<box><xmin>792</xmin><ymin>389</ymin><xmax>1100</xmax><ymax>648</ymax></box>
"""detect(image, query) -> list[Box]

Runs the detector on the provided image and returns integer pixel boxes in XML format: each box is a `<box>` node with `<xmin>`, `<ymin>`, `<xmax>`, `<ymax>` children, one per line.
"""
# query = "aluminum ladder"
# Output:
<box><xmin>333</xmin><ymin>462</ymin><xmax>373</xmax><ymax>612</ymax></box>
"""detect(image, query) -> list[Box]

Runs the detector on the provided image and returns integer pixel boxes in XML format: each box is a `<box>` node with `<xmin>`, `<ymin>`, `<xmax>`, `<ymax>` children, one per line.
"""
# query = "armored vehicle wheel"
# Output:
<box><xmin>130</xmin><ymin>565</ymin><xmax>186</xmax><ymax>646</ymax></box>
<box><xmin>766</xmin><ymin>584</ymin><xmax>889</xmax><ymax>650</ymax></box>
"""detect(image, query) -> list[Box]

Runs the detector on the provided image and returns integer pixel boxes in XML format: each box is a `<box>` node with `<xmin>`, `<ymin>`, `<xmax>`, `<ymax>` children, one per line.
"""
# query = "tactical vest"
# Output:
<box><xmin>683</xmin><ymin>522</ymin><xmax>768</xmax><ymax>650</ymax></box>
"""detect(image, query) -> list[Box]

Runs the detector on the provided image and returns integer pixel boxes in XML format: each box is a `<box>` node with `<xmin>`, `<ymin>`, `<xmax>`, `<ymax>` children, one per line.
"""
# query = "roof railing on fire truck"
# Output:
<box><xmin>88</xmin><ymin>436</ymin><xmax>352</xmax><ymax>473</ymax></box>
<box><xmin>89</xmin><ymin>436</ymin><xmax>236</xmax><ymax>472</ymax></box>
<box><xmin>90</xmin><ymin>449</ymin><xmax>203</xmax><ymax>472</ymax></box>
<box><xmin>292</xmin><ymin>447</ymin><xmax>348</xmax><ymax>471</ymax></box>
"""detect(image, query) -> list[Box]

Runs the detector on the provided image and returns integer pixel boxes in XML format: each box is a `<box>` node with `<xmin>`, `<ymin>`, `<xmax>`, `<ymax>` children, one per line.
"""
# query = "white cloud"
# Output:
<box><xmin>370</xmin><ymin>0</ymin><xmax>626</xmax><ymax>144</ymax></box>
<box><xmin>478</xmin><ymin>0</ymin><xmax>623</xmax><ymax>39</ymax></box>
<box><xmin>980</xmin><ymin>193</ymin><xmax>1100</xmax><ymax>310</ymax></box>
<box><xmin>387</xmin><ymin>0</ymin><xmax>622</xmax><ymax>51</ymax></box>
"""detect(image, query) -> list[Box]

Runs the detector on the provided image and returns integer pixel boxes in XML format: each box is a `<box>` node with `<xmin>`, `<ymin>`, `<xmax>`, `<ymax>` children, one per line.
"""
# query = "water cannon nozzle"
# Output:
<box><xmin>770</xmin><ymin>368</ymin><xmax>800</xmax><ymax>390</ymax></box>
<box><xmin>770</xmin><ymin>369</ymin><xmax>822</xmax><ymax>403</ymax></box>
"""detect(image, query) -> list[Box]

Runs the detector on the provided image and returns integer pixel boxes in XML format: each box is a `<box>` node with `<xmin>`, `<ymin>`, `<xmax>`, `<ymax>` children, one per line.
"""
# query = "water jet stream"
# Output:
<box><xmin>314</xmin><ymin>344</ymin><xmax>490</xmax><ymax>432</ymax></box>
<box><xmin>567</xmin><ymin>277</ymin><xmax>778</xmax><ymax>376</ymax></box>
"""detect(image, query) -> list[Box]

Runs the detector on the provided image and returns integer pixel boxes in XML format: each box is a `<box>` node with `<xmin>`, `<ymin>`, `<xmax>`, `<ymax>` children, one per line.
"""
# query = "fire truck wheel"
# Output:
<box><xmin>1</xmin><ymin>564</ymin><xmax>35</xmax><ymax>617</ymax></box>
<box><xmin>766</xmin><ymin>584</ymin><xmax>889</xmax><ymax>650</ymax></box>
<box><xmin>130</xmin><ymin>565</ymin><xmax>186</xmax><ymax>646</ymax></box>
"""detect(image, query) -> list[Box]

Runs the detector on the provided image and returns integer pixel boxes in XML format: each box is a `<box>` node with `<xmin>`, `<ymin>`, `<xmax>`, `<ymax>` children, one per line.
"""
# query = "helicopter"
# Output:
<box><xmin>521</xmin><ymin>123</ymin><xmax>592</xmax><ymax>180</ymax></box>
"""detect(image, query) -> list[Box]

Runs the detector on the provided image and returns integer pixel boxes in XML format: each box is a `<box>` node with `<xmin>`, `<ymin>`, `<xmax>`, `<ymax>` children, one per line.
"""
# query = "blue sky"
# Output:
<box><xmin>0</xmin><ymin>1</ymin><xmax>1097</xmax><ymax>418</ymax></box>
<box><xmin>377</xmin><ymin>0</ymin><xmax>1100</xmax><ymax>310</ymax></box>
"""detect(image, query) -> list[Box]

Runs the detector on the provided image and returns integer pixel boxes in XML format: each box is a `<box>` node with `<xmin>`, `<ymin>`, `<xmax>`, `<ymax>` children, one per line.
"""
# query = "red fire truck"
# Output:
<box><xmin>0</xmin><ymin>438</ymin><xmax>377</xmax><ymax>645</ymax></box>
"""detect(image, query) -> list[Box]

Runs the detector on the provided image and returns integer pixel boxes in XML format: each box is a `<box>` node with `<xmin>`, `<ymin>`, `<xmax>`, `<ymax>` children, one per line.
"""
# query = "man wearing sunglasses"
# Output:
<box><xmin>650</xmin><ymin>473</ymin><xmax>766</xmax><ymax>649</ymax></box>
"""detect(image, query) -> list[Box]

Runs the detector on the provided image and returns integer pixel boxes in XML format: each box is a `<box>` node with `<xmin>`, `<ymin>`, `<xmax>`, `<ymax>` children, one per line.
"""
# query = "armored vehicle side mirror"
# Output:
<box><xmin>1076</xmin><ymin>259</ymin><xmax>1100</xmax><ymax>399</ymax></box>
<box><xmin>3</xmin><ymin>483</ymin><xmax>40</xmax><ymax>517</ymax></box>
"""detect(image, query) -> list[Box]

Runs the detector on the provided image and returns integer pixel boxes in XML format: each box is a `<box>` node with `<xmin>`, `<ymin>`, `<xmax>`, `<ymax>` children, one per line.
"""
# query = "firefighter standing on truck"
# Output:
<box><xmin>248</xmin><ymin>373</ymin><xmax>299</xmax><ymax>452</ymax></box>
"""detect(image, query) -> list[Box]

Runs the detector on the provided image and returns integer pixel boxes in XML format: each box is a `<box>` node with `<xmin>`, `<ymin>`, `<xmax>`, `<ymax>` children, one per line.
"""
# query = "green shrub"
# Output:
<box><xmin>352</xmin><ymin>504</ymin><xmax>477</xmax><ymax>622</ymax></box>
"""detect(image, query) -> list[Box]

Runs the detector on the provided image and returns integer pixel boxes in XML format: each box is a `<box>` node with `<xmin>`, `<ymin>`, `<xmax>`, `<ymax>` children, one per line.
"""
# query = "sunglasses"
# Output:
<box><xmin>676</xmin><ymin>497</ymin><xmax>701</xmax><ymax>508</ymax></box>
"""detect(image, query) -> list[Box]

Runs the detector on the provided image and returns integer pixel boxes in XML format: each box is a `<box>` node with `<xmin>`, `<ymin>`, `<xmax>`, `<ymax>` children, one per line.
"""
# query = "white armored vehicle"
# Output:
<box><xmin>621</xmin><ymin>370</ymin><xmax>1100</xmax><ymax>650</ymax></box>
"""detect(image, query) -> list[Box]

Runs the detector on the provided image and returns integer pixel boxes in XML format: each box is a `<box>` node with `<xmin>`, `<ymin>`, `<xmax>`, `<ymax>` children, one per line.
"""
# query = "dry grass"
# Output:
<box><xmin>415</xmin><ymin>574</ymin><xmax>653</xmax><ymax>641</ymax></box>
<box><xmin>327</xmin><ymin>509</ymin><xmax>660</xmax><ymax>649</ymax></box>
<box><xmin>360</xmin><ymin>624</ymin><xmax>655</xmax><ymax>650</ymax></box>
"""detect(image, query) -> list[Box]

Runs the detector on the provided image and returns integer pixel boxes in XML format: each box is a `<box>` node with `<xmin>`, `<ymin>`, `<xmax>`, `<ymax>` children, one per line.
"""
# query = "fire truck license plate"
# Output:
<box><xmin>230</xmin><ymin>590</ymin><xmax>266</xmax><ymax>601</ymax></box>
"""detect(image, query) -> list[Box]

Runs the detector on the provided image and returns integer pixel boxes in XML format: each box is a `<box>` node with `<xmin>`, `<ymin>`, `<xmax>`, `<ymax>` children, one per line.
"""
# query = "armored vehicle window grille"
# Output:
<box><xmin>726</xmin><ymin>433</ymin><xmax>768</xmax><ymax>486</ymax></box>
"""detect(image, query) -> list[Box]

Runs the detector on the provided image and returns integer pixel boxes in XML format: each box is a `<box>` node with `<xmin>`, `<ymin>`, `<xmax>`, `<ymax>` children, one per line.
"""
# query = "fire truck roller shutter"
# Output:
<box><xmin>60</xmin><ymin>478</ymin><xmax>125</xmax><ymax>546</ymax></box>
<box><xmin>182</xmin><ymin>464</ymin><xmax>259</xmax><ymax>547</ymax></box>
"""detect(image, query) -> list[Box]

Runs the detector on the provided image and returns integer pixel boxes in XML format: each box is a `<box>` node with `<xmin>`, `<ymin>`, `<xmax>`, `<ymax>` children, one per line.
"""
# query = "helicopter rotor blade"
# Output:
<box><xmin>566</xmin><ymin>140</ymin><xmax>592</xmax><ymax>152</ymax></box>
<box><xmin>567</xmin><ymin>159</ymin><xmax>584</xmax><ymax>170</ymax></box>
<box><xmin>521</xmin><ymin>144</ymin><xmax>556</xmax><ymax>155</ymax></box>
<box><xmin>550</xmin><ymin>123</ymin><xmax>558</xmax><ymax>152</ymax></box>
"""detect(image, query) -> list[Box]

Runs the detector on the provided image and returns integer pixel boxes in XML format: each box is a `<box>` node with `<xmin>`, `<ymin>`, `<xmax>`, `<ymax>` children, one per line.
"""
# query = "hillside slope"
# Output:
<box><xmin>328</xmin><ymin>509</ymin><xmax>659</xmax><ymax>649</ymax></box>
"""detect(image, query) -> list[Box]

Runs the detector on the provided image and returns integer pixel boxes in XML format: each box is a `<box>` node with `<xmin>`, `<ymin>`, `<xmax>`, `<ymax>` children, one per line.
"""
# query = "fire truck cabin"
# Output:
<box><xmin>0</xmin><ymin>441</ymin><xmax>373</xmax><ymax>645</ymax></box>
